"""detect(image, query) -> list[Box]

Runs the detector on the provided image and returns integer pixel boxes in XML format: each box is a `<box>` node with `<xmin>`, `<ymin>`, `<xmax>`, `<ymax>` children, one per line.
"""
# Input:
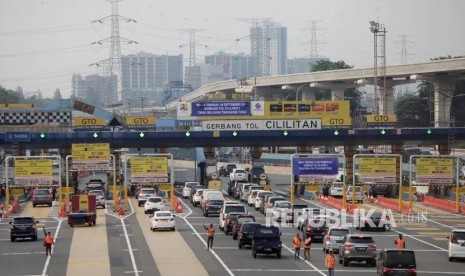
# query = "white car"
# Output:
<box><xmin>150</xmin><ymin>211</ymin><xmax>175</xmax><ymax>231</ymax></box>
<box><xmin>219</xmin><ymin>203</ymin><xmax>247</xmax><ymax>231</ymax></box>
<box><xmin>247</xmin><ymin>190</ymin><xmax>260</xmax><ymax>206</ymax></box>
<box><xmin>346</xmin><ymin>186</ymin><xmax>364</xmax><ymax>203</ymax></box>
<box><xmin>192</xmin><ymin>189</ymin><xmax>204</xmax><ymax>207</ymax></box>
<box><xmin>137</xmin><ymin>188</ymin><xmax>156</xmax><ymax>207</ymax></box>
<box><xmin>144</xmin><ymin>196</ymin><xmax>165</xmax><ymax>214</ymax></box>
<box><xmin>182</xmin><ymin>182</ymin><xmax>200</xmax><ymax>198</ymax></box>
<box><xmin>330</xmin><ymin>185</ymin><xmax>343</xmax><ymax>197</ymax></box>
<box><xmin>448</xmin><ymin>229</ymin><xmax>465</xmax><ymax>261</ymax></box>
<box><xmin>255</xmin><ymin>191</ymin><xmax>273</xmax><ymax>210</ymax></box>
<box><xmin>270</xmin><ymin>200</ymin><xmax>292</xmax><ymax>222</ymax></box>
<box><xmin>88</xmin><ymin>190</ymin><xmax>106</xmax><ymax>208</ymax></box>
<box><xmin>230</xmin><ymin>169</ymin><xmax>248</xmax><ymax>182</ymax></box>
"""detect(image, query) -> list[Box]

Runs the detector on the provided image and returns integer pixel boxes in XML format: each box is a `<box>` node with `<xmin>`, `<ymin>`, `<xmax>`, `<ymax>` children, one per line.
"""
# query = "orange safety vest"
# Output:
<box><xmin>396</xmin><ymin>238</ymin><xmax>405</xmax><ymax>249</ymax></box>
<box><xmin>326</xmin><ymin>254</ymin><xmax>335</xmax><ymax>268</ymax></box>
<box><xmin>293</xmin><ymin>236</ymin><xmax>302</xmax><ymax>248</ymax></box>
<box><xmin>304</xmin><ymin>237</ymin><xmax>312</xmax><ymax>249</ymax></box>
<box><xmin>45</xmin><ymin>235</ymin><xmax>53</xmax><ymax>245</ymax></box>
<box><xmin>207</xmin><ymin>227</ymin><xmax>215</xmax><ymax>237</ymax></box>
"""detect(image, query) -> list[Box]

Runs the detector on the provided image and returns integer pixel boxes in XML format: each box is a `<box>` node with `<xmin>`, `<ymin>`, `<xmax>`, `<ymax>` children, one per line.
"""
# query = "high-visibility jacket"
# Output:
<box><xmin>304</xmin><ymin>237</ymin><xmax>312</xmax><ymax>249</ymax></box>
<box><xmin>396</xmin><ymin>238</ymin><xmax>405</xmax><ymax>249</ymax></box>
<box><xmin>45</xmin><ymin>235</ymin><xmax>53</xmax><ymax>245</ymax></box>
<box><xmin>293</xmin><ymin>236</ymin><xmax>302</xmax><ymax>248</ymax></box>
<box><xmin>326</xmin><ymin>254</ymin><xmax>335</xmax><ymax>268</ymax></box>
<box><xmin>207</xmin><ymin>227</ymin><xmax>215</xmax><ymax>237</ymax></box>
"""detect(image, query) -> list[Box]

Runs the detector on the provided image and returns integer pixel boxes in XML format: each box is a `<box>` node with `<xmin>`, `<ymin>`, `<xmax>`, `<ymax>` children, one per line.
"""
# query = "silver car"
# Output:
<box><xmin>338</xmin><ymin>234</ymin><xmax>377</xmax><ymax>267</ymax></box>
<box><xmin>323</xmin><ymin>226</ymin><xmax>350</xmax><ymax>253</ymax></box>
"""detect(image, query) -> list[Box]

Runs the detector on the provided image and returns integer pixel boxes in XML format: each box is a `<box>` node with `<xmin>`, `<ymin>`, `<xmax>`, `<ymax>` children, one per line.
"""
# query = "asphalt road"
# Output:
<box><xmin>1</xmin><ymin>171</ymin><xmax>464</xmax><ymax>275</ymax></box>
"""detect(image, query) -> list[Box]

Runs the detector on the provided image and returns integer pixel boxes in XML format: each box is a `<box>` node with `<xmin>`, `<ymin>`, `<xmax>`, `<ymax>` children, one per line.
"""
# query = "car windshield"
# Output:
<box><xmin>197</xmin><ymin>190</ymin><xmax>204</xmax><ymax>195</ymax></box>
<box><xmin>34</xmin><ymin>190</ymin><xmax>49</xmax><ymax>195</ymax></box>
<box><xmin>385</xmin><ymin>251</ymin><xmax>416</xmax><ymax>268</ymax></box>
<box><xmin>141</xmin><ymin>189</ymin><xmax>155</xmax><ymax>194</ymax></box>
<box><xmin>258</xmin><ymin>193</ymin><xmax>271</xmax><ymax>199</ymax></box>
<box><xmin>234</xmin><ymin>170</ymin><xmax>245</xmax><ymax>174</ymax></box>
<box><xmin>155</xmin><ymin>212</ymin><xmax>172</xmax><ymax>217</ymax></box>
<box><xmin>186</xmin><ymin>182</ymin><xmax>198</xmax><ymax>188</ymax></box>
<box><xmin>89</xmin><ymin>190</ymin><xmax>104</xmax><ymax>196</ymax></box>
<box><xmin>370</xmin><ymin>213</ymin><xmax>383</xmax><ymax>219</ymax></box>
<box><xmin>148</xmin><ymin>197</ymin><xmax>162</xmax><ymax>203</ymax></box>
<box><xmin>349</xmin><ymin>236</ymin><xmax>374</xmax><ymax>243</ymax></box>
<box><xmin>255</xmin><ymin>227</ymin><xmax>279</xmax><ymax>236</ymax></box>
<box><xmin>276</xmin><ymin>202</ymin><xmax>291</xmax><ymax>208</ymax></box>
<box><xmin>452</xmin><ymin>231</ymin><xmax>465</xmax><ymax>240</ymax></box>
<box><xmin>14</xmin><ymin>217</ymin><xmax>34</xmax><ymax>224</ymax></box>
<box><xmin>269</xmin><ymin>197</ymin><xmax>285</xmax><ymax>204</ymax></box>
<box><xmin>238</xmin><ymin>217</ymin><xmax>255</xmax><ymax>223</ymax></box>
<box><xmin>226</xmin><ymin>205</ymin><xmax>246</xmax><ymax>213</ymax></box>
<box><xmin>242</xmin><ymin>223</ymin><xmax>260</xmax><ymax>231</ymax></box>
<box><xmin>252</xmin><ymin>168</ymin><xmax>265</xmax><ymax>175</ymax></box>
<box><xmin>330</xmin><ymin>229</ymin><xmax>350</xmax><ymax>236</ymax></box>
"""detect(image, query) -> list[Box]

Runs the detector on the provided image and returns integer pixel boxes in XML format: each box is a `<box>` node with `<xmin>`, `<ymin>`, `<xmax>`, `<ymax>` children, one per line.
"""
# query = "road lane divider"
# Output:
<box><xmin>179</xmin><ymin>199</ymin><xmax>234</xmax><ymax>276</ymax></box>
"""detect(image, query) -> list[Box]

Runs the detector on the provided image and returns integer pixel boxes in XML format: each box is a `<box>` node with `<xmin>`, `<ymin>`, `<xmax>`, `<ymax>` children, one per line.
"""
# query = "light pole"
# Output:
<box><xmin>140</xmin><ymin>97</ymin><xmax>146</xmax><ymax>112</ymax></box>
<box><xmin>295</xmin><ymin>84</ymin><xmax>309</xmax><ymax>101</ymax></box>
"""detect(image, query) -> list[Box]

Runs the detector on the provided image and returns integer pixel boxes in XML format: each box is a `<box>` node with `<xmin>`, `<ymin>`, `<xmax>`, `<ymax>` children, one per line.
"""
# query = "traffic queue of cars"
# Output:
<box><xmin>134</xmin><ymin>187</ymin><xmax>175</xmax><ymax>231</ymax></box>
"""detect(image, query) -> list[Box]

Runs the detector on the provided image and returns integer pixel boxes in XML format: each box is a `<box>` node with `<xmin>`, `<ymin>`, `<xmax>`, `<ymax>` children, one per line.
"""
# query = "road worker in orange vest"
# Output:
<box><xmin>303</xmin><ymin>233</ymin><xmax>312</xmax><ymax>260</ymax></box>
<box><xmin>395</xmin><ymin>233</ymin><xmax>406</xmax><ymax>249</ymax></box>
<box><xmin>326</xmin><ymin>249</ymin><xmax>336</xmax><ymax>276</ymax></box>
<box><xmin>43</xmin><ymin>227</ymin><xmax>54</xmax><ymax>257</ymax></box>
<box><xmin>293</xmin><ymin>232</ymin><xmax>302</xmax><ymax>260</ymax></box>
<box><xmin>203</xmin><ymin>223</ymin><xmax>215</xmax><ymax>250</ymax></box>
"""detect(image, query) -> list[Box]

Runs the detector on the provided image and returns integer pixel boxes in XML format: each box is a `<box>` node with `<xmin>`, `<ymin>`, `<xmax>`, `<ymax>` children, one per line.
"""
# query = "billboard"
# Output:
<box><xmin>130</xmin><ymin>156</ymin><xmax>169</xmax><ymax>183</ymax></box>
<box><xmin>177</xmin><ymin>100</ymin><xmax>351</xmax><ymax>126</ymax></box>
<box><xmin>292</xmin><ymin>157</ymin><xmax>339</xmax><ymax>183</ymax></box>
<box><xmin>416</xmin><ymin>157</ymin><xmax>455</xmax><ymax>183</ymax></box>
<box><xmin>201</xmin><ymin>119</ymin><xmax>322</xmax><ymax>131</ymax></box>
<box><xmin>358</xmin><ymin>157</ymin><xmax>397</xmax><ymax>182</ymax></box>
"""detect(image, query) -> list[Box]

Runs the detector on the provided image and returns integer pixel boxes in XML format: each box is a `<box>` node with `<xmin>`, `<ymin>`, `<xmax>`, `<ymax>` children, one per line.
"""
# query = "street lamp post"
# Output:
<box><xmin>292</xmin><ymin>84</ymin><xmax>309</xmax><ymax>101</ymax></box>
<box><xmin>140</xmin><ymin>97</ymin><xmax>146</xmax><ymax>112</ymax></box>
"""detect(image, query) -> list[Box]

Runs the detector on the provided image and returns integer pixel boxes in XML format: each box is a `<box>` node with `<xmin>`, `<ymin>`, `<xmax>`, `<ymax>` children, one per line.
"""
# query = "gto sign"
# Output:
<box><xmin>125</xmin><ymin>116</ymin><xmax>156</xmax><ymax>126</ymax></box>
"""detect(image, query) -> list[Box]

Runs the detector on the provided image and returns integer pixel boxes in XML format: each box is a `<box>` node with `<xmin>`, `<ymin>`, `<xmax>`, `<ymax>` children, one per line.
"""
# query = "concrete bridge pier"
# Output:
<box><xmin>433</xmin><ymin>78</ymin><xmax>454</xmax><ymax>128</ymax></box>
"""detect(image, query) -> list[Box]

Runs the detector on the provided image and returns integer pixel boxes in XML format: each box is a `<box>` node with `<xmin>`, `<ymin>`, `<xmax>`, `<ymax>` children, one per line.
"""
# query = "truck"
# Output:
<box><xmin>67</xmin><ymin>194</ymin><xmax>97</xmax><ymax>227</ymax></box>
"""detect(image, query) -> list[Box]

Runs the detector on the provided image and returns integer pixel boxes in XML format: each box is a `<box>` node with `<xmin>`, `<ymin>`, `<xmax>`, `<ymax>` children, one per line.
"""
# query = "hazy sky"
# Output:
<box><xmin>1</xmin><ymin>0</ymin><xmax>464</xmax><ymax>98</ymax></box>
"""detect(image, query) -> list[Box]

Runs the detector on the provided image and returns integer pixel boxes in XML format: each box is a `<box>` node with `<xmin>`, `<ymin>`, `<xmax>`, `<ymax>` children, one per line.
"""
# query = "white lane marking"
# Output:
<box><xmin>41</xmin><ymin>219</ymin><xmax>63</xmax><ymax>276</ymax></box>
<box><xmin>120</xmin><ymin>199</ymin><xmax>140</xmax><ymax>276</ymax></box>
<box><xmin>179</xmin><ymin>199</ymin><xmax>234</xmax><ymax>276</ymax></box>
<box><xmin>299</xmin><ymin>198</ymin><xmax>449</xmax><ymax>252</ymax></box>
<box><xmin>281</xmin><ymin>244</ymin><xmax>326</xmax><ymax>276</ymax></box>
<box><xmin>1</xmin><ymin>252</ymin><xmax>44</xmax><ymax>255</ymax></box>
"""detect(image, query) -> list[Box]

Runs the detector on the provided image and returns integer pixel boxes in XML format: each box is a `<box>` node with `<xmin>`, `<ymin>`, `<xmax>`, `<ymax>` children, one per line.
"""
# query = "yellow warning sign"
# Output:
<box><xmin>14</xmin><ymin>159</ymin><xmax>53</xmax><ymax>178</ymax></box>
<box><xmin>72</xmin><ymin>143</ymin><xmax>110</xmax><ymax>162</ymax></box>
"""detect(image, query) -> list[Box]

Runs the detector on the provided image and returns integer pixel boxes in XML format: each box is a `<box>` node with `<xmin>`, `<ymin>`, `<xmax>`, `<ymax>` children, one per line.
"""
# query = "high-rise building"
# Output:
<box><xmin>121</xmin><ymin>52</ymin><xmax>183</xmax><ymax>106</ymax></box>
<box><xmin>71</xmin><ymin>73</ymin><xmax>116</xmax><ymax>106</ymax></box>
<box><xmin>250</xmin><ymin>20</ymin><xmax>287</xmax><ymax>77</ymax></box>
<box><xmin>205</xmin><ymin>51</ymin><xmax>253</xmax><ymax>80</ymax></box>
<box><xmin>287</xmin><ymin>57</ymin><xmax>330</xmax><ymax>74</ymax></box>
<box><xmin>184</xmin><ymin>64</ymin><xmax>226</xmax><ymax>91</ymax></box>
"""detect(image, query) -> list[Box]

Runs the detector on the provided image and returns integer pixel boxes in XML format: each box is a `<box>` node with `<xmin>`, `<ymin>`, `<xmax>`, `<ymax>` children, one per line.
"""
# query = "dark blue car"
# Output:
<box><xmin>252</xmin><ymin>225</ymin><xmax>282</xmax><ymax>258</ymax></box>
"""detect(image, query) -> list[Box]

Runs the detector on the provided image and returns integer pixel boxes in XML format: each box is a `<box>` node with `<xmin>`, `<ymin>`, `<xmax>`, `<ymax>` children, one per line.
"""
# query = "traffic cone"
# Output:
<box><xmin>118</xmin><ymin>205</ymin><xmax>125</xmax><ymax>216</ymax></box>
<box><xmin>176</xmin><ymin>199</ymin><xmax>183</xmax><ymax>213</ymax></box>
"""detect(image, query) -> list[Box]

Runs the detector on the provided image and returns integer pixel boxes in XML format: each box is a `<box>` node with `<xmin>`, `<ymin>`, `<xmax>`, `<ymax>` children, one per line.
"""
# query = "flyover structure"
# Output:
<box><xmin>165</xmin><ymin>58</ymin><xmax>465</xmax><ymax>127</ymax></box>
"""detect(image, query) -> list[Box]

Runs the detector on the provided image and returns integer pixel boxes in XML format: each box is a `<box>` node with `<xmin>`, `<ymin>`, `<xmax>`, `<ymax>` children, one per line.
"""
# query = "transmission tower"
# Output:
<box><xmin>91</xmin><ymin>0</ymin><xmax>137</xmax><ymax>106</ymax></box>
<box><xmin>306</xmin><ymin>20</ymin><xmax>325</xmax><ymax>58</ymax></box>
<box><xmin>178</xmin><ymin>28</ymin><xmax>206</xmax><ymax>67</ymax></box>
<box><xmin>395</xmin><ymin>35</ymin><xmax>414</xmax><ymax>64</ymax></box>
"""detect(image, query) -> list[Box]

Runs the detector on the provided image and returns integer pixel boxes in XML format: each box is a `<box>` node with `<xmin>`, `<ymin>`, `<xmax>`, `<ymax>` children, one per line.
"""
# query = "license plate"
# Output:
<box><xmin>356</xmin><ymin>247</ymin><xmax>367</xmax><ymax>251</ymax></box>
<box><xmin>314</xmin><ymin>236</ymin><xmax>322</xmax><ymax>239</ymax></box>
<box><xmin>264</xmin><ymin>248</ymin><xmax>272</xmax><ymax>252</ymax></box>
<box><xmin>161</xmin><ymin>219</ymin><xmax>168</xmax><ymax>222</ymax></box>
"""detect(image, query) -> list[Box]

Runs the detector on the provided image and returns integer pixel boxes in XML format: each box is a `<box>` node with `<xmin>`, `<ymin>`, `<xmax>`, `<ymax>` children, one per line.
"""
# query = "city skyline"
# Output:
<box><xmin>1</xmin><ymin>0</ymin><xmax>464</xmax><ymax>99</ymax></box>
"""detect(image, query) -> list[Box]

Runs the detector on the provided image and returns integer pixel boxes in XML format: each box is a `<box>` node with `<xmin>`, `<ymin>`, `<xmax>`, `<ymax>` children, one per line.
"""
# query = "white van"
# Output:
<box><xmin>201</xmin><ymin>190</ymin><xmax>224</xmax><ymax>217</ymax></box>
<box><xmin>448</xmin><ymin>229</ymin><xmax>465</xmax><ymax>261</ymax></box>
<box><xmin>219</xmin><ymin>203</ymin><xmax>247</xmax><ymax>230</ymax></box>
<box><xmin>346</xmin><ymin>186</ymin><xmax>364</xmax><ymax>203</ymax></box>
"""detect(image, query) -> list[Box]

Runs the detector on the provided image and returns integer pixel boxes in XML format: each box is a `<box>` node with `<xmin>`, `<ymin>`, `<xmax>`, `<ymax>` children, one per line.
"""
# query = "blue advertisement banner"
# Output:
<box><xmin>191</xmin><ymin>101</ymin><xmax>251</xmax><ymax>116</ymax></box>
<box><xmin>292</xmin><ymin>157</ymin><xmax>339</xmax><ymax>175</ymax></box>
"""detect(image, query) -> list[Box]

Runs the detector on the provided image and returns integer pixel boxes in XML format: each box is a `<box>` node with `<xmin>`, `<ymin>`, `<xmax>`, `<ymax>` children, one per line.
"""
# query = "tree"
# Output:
<box><xmin>0</xmin><ymin>86</ymin><xmax>21</xmax><ymax>104</ymax></box>
<box><xmin>395</xmin><ymin>94</ymin><xmax>430</xmax><ymax>127</ymax></box>
<box><xmin>310</xmin><ymin>60</ymin><xmax>364</xmax><ymax>126</ymax></box>
<box><xmin>53</xmin><ymin>89</ymin><xmax>62</xmax><ymax>100</ymax></box>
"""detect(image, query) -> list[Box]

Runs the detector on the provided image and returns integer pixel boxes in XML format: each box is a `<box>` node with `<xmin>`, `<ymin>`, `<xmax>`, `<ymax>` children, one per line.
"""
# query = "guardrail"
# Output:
<box><xmin>376</xmin><ymin>196</ymin><xmax>411</xmax><ymax>215</ymax></box>
<box><xmin>422</xmin><ymin>195</ymin><xmax>460</xmax><ymax>213</ymax></box>
<box><xmin>317</xmin><ymin>195</ymin><xmax>344</xmax><ymax>210</ymax></box>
